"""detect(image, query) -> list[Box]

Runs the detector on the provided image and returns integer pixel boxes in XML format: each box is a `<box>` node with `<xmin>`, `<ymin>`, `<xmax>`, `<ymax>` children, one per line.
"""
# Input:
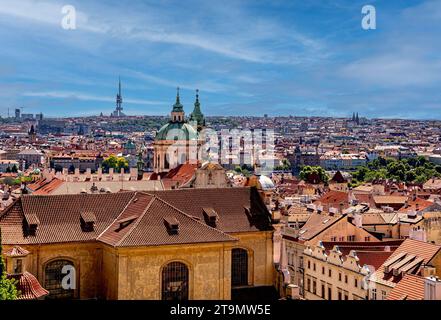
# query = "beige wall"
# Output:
<box><xmin>303</xmin><ymin>256</ymin><xmax>368</xmax><ymax>300</ymax></box>
<box><xmin>2</xmin><ymin>229</ymin><xmax>274</xmax><ymax>300</ymax></box>
<box><xmin>3</xmin><ymin>242</ymin><xmax>103</xmax><ymax>299</ymax></box>
<box><xmin>110</xmin><ymin>242</ymin><xmax>233</xmax><ymax>300</ymax></box>
<box><xmin>229</xmin><ymin>231</ymin><xmax>275</xmax><ymax>287</ymax></box>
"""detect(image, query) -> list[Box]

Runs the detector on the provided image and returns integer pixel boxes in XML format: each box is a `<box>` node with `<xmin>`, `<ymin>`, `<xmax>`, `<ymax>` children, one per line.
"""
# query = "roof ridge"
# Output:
<box><xmin>96</xmin><ymin>192</ymin><xmax>141</xmax><ymax>240</ymax></box>
<box><xmin>0</xmin><ymin>197</ymin><xmax>21</xmax><ymax>220</ymax></box>
<box><xmin>153</xmin><ymin>195</ymin><xmax>237</xmax><ymax>241</ymax></box>
<box><xmin>114</xmin><ymin>194</ymin><xmax>156</xmax><ymax>247</ymax></box>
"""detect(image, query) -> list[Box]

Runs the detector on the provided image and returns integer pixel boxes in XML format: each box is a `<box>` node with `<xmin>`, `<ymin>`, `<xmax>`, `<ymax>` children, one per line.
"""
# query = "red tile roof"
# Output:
<box><xmin>4</xmin><ymin>245</ymin><xmax>30</xmax><ymax>257</ymax></box>
<box><xmin>32</xmin><ymin>178</ymin><xmax>64</xmax><ymax>195</ymax></box>
<box><xmin>372</xmin><ymin>239</ymin><xmax>441</xmax><ymax>286</ymax></box>
<box><xmin>322</xmin><ymin>240</ymin><xmax>402</xmax><ymax>269</ymax></box>
<box><xmin>150</xmin><ymin>187</ymin><xmax>273</xmax><ymax>233</ymax></box>
<box><xmin>387</xmin><ymin>274</ymin><xmax>425</xmax><ymax>300</ymax></box>
<box><xmin>314</xmin><ymin>190</ymin><xmax>349</xmax><ymax>210</ymax></box>
<box><xmin>0</xmin><ymin>187</ymin><xmax>271</xmax><ymax>247</ymax></box>
<box><xmin>397</xmin><ymin>197</ymin><xmax>434</xmax><ymax>212</ymax></box>
<box><xmin>7</xmin><ymin>272</ymin><xmax>49</xmax><ymax>300</ymax></box>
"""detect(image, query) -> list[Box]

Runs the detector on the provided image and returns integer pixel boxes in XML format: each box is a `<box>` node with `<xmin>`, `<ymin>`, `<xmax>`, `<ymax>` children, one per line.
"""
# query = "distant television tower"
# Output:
<box><xmin>112</xmin><ymin>76</ymin><xmax>125</xmax><ymax>117</ymax></box>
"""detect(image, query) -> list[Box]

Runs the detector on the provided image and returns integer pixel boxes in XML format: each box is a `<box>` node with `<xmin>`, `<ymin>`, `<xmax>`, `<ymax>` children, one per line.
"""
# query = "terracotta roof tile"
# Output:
<box><xmin>7</xmin><ymin>272</ymin><xmax>49</xmax><ymax>300</ymax></box>
<box><xmin>387</xmin><ymin>274</ymin><xmax>425</xmax><ymax>300</ymax></box>
<box><xmin>1</xmin><ymin>187</ymin><xmax>269</xmax><ymax>247</ymax></box>
<box><xmin>371</xmin><ymin>239</ymin><xmax>441</xmax><ymax>287</ymax></box>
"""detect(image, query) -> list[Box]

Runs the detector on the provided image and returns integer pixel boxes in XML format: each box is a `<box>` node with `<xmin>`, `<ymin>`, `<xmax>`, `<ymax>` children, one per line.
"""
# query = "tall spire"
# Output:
<box><xmin>190</xmin><ymin>89</ymin><xmax>205</xmax><ymax>130</ymax></box>
<box><xmin>172</xmin><ymin>86</ymin><xmax>184</xmax><ymax>113</ymax></box>
<box><xmin>114</xmin><ymin>76</ymin><xmax>123</xmax><ymax>117</ymax></box>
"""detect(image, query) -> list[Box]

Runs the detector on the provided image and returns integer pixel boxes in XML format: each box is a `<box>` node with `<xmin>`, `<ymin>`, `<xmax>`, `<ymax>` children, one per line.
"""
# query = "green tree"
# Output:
<box><xmin>299</xmin><ymin>166</ymin><xmax>329</xmax><ymax>184</ymax></box>
<box><xmin>0</xmin><ymin>228</ymin><xmax>19</xmax><ymax>300</ymax></box>
<box><xmin>102</xmin><ymin>155</ymin><xmax>129</xmax><ymax>173</ymax></box>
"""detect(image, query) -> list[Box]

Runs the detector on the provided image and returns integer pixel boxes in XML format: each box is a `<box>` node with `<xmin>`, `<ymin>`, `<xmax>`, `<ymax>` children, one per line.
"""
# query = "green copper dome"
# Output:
<box><xmin>124</xmin><ymin>140</ymin><xmax>136</xmax><ymax>149</ymax></box>
<box><xmin>155</xmin><ymin>122</ymin><xmax>198</xmax><ymax>141</ymax></box>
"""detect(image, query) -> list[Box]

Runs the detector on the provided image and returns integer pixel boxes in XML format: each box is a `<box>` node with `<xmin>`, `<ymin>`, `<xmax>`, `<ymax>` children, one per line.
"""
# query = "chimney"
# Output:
<box><xmin>74</xmin><ymin>167</ymin><xmax>80</xmax><ymax>177</ymax></box>
<box><xmin>409</xmin><ymin>226</ymin><xmax>427</xmax><ymax>242</ymax></box>
<box><xmin>286</xmin><ymin>284</ymin><xmax>300</xmax><ymax>300</ymax></box>
<box><xmin>109</xmin><ymin>167</ymin><xmax>114</xmax><ymax>179</ymax></box>
<box><xmin>425</xmin><ymin>276</ymin><xmax>441</xmax><ymax>300</ymax></box>
<box><xmin>62</xmin><ymin>167</ymin><xmax>68</xmax><ymax>176</ymax></box>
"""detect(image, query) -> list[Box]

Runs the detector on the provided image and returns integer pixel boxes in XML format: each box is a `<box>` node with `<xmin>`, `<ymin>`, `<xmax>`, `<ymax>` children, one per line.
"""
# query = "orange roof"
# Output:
<box><xmin>314</xmin><ymin>190</ymin><xmax>349</xmax><ymax>209</ymax></box>
<box><xmin>398</xmin><ymin>197</ymin><xmax>434</xmax><ymax>212</ymax></box>
<box><xmin>160</xmin><ymin>163</ymin><xmax>198</xmax><ymax>189</ymax></box>
<box><xmin>32</xmin><ymin>178</ymin><xmax>64</xmax><ymax>195</ymax></box>
<box><xmin>372</xmin><ymin>239</ymin><xmax>441</xmax><ymax>286</ymax></box>
<box><xmin>387</xmin><ymin>274</ymin><xmax>425</xmax><ymax>300</ymax></box>
<box><xmin>7</xmin><ymin>272</ymin><xmax>49</xmax><ymax>300</ymax></box>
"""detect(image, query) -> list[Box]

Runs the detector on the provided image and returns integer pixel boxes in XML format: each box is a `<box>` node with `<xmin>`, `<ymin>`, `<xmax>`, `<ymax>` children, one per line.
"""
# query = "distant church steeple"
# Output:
<box><xmin>189</xmin><ymin>89</ymin><xmax>205</xmax><ymax>131</ymax></box>
<box><xmin>171</xmin><ymin>87</ymin><xmax>185</xmax><ymax>122</ymax></box>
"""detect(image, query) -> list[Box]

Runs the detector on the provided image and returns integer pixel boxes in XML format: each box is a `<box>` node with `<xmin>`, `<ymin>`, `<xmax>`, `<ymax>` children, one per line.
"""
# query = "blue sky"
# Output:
<box><xmin>0</xmin><ymin>0</ymin><xmax>440</xmax><ymax>119</ymax></box>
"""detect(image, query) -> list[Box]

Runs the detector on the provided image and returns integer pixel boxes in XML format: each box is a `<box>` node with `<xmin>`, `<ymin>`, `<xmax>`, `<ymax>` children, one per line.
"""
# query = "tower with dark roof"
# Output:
<box><xmin>189</xmin><ymin>89</ymin><xmax>205</xmax><ymax>131</ymax></box>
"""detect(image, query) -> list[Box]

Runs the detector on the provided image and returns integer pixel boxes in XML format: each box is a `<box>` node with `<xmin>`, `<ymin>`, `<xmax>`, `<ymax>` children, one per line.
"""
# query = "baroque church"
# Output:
<box><xmin>153</xmin><ymin>88</ymin><xmax>205</xmax><ymax>173</ymax></box>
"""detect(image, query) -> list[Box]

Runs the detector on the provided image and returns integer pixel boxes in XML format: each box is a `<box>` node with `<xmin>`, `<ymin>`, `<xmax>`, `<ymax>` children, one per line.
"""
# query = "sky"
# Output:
<box><xmin>0</xmin><ymin>0</ymin><xmax>440</xmax><ymax>119</ymax></box>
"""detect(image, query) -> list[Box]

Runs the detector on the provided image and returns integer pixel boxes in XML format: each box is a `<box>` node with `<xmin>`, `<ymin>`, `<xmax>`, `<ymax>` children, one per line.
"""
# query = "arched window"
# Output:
<box><xmin>162</xmin><ymin>262</ymin><xmax>189</xmax><ymax>300</ymax></box>
<box><xmin>44</xmin><ymin>259</ymin><xmax>75</xmax><ymax>299</ymax></box>
<box><xmin>232</xmin><ymin>248</ymin><xmax>248</xmax><ymax>287</ymax></box>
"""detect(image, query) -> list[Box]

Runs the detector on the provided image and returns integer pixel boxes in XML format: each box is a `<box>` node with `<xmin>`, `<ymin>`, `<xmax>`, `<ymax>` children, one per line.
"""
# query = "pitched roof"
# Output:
<box><xmin>32</xmin><ymin>178</ymin><xmax>64</xmax><ymax>195</ymax></box>
<box><xmin>298</xmin><ymin>213</ymin><xmax>344</xmax><ymax>241</ymax></box>
<box><xmin>373</xmin><ymin>196</ymin><xmax>407</xmax><ymax>205</ymax></box>
<box><xmin>371</xmin><ymin>239</ymin><xmax>441</xmax><ymax>287</ymax></box>
<box><xmin>322</xmin><ymin>240</ymin><xmax>403</xmax><ymax>269</ymax></box>
<box><xmin>330</xmin><ymin>171</ymin><xmax>346</xmax><ymax>183</ymax></box>
<box><xmin>4</xmin><ymin>245</ymin><xmax>30</xmax><ymax>257</ymax></box>
<box><xmin>397</xmin><ymin>197</ymin><xmax>434</xmax><ymax>212</ymax></box>
<box><xmin>387</xmin><ymin>274</ymin><xmax>426</xmax><ymax>300</ymax></box>
<box><xmin>0</xmin><ymin>192</ymin><xmax>135</xmax><ymax>244</ymax></box>
<box><xmin>315</xmin><ymin>190</ymin><xmax>349</xmax><ymax>209</ymax></box>
<box><xmin>0</xmin><ymin>187</ymin><xmax>269</xmax><ymax>246</ymax></box>
<box><xmin>150</xmin><ymin>187</ymin><xmax>273</xmax><ymax>233</ymax></box>
<box><xmin>7</xmin><ymin>272</ymin><xmax>49</xmax><ymax>300</ymax></box>
<box><xmin>99</xmin><ymin>195</ymin><xmax>236</xmax><ymax>247</ymax></box>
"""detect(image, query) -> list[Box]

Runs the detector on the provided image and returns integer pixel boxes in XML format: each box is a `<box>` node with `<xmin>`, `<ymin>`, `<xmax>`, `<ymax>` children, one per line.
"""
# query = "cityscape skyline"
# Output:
<box><xmin>0</xmin><ymin>0</ymin><xmax>440</xmax><ymax>119</ymax></box>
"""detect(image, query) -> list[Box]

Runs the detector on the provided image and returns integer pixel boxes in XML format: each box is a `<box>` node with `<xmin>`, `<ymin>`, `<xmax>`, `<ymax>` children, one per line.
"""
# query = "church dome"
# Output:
<box><xmin>155</xmin><ymin>122</ymin><xmax>198</xmax><ymax>141</ymax></box>
<box><xmin>259</xmin><ymin>175</ymin><xmax>275</xmax><ymax>190</ymax></box>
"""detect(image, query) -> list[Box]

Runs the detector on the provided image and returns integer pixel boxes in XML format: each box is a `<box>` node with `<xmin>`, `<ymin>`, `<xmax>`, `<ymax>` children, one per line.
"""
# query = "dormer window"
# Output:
<box><xmin>80</xmin><ymin>211</ymin><xmax>96</xmax><ymax>232</ymax></box>
<box><xmin>203</xmin><ymin>207</ymin><xmax>218</xmax><ymax>227</ymax></box>
<box><xmin>117</xmin><ymin>215</ymin><xmax>138</xmax><ymax>230</ymax></box>
<box><xmin>24</xmin><ymin>213</ymin><xmax>40</xmax><ymax>236</ymax></box>
<box><xmin>164</xmin><ymin>216</ymin><xmax>179</xmax><ymax>234</ymax></box>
